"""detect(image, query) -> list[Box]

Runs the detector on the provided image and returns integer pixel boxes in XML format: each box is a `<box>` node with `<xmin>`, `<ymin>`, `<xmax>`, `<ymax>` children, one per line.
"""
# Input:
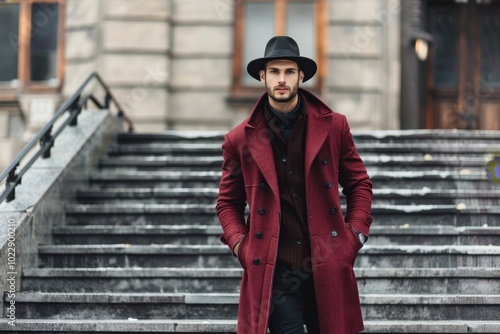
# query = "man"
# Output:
<box><xmin>216</xmin><ymin>36</ymin><xmax>373</xmax><ymax>334</ymax></box>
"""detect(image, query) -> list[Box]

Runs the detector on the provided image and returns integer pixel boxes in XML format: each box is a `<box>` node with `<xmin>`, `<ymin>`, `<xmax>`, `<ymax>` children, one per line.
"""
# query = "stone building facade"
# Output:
<box><xmin>1</xmin><ymin>0</ymin><xmax>402</xmax><ymax>169</ymax></box>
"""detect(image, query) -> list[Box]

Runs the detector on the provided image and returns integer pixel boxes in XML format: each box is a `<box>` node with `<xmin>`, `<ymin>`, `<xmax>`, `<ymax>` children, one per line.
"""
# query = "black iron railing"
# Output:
<box><xmin>0</xmin><ymin>72</ymin><xmax>133</xmax><ymax>203</ymax></box>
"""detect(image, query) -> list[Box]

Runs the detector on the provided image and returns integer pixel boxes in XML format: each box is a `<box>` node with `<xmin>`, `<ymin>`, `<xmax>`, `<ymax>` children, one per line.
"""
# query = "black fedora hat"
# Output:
<box><xmin>247</xmin><ymin>36</ymin><xmax>317</xmax><ymax>83</ymax></box>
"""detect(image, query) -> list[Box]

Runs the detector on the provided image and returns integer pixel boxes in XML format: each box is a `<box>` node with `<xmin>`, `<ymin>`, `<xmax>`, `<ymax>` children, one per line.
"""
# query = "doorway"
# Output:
<box><xmin>425</xmin><ymin>0</ymin><xmax>500</xmax><ymax>129</ymax></box>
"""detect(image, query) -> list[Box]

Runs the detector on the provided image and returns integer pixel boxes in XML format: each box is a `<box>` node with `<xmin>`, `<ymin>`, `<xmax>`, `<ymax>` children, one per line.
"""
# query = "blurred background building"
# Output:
<box><xmin>0</xmin><ymin>0</ymin><xmax>499</xmax><ymax>170</ymax></box>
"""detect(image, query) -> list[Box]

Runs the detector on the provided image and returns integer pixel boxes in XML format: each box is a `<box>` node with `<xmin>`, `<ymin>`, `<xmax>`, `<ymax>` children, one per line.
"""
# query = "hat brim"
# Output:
<box><xmin>247</xmin><ymin>56</ymin><xmax>317</xmax><ymax>83</ymax></box>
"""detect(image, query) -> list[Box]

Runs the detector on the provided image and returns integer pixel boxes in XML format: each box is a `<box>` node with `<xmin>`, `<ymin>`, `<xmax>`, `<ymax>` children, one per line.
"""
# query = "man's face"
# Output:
<box><xmin>259</xmin><ymin>59</ymin><xmax>304</xmax><ymax>105</ymax></box>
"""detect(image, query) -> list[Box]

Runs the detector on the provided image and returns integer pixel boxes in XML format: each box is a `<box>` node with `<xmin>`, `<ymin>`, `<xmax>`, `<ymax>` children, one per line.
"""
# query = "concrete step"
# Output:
<box><xmin>352</xmin><ymin>129</ymin><xmax>500</xmax><ymax>144</ymax></box>
<box><xmin>107</xmin><ymin>142</ymin><xmax>500</xmax><ymax>157</ymax></box>
<box><xmin>355</xmin><ymin>143</ymin><xmax>500</xmax><ymax>155</ymax></box>
<box><xmin>37</xmin><ymin>244</ymin><xmax>500</xmax><ymax>268</ymax></box>
<box><xmin>51</xmin><ymin>225</ymin><xmax>500</xmax><ymax>246</ymax></box>
<box><xmin>117</xmin><ymin>131</ymin><xmax>225</xmax><ymax>144</ymax></box>
<box><xmin>76</xmin><ymin>188</ymin><xmax>219</xmax><ymax>205</ymax></box>
<box><xmin>107</xmin><ymin>143</ymin><xmax>222</xmax><ymax>156</ymax></box>
<box><xmin>98</xmin><ymin>156</ymin><xmax>223</xmax><ymax>171</ymax></box>
<box><xmin>369</xmin><ymin>171</ymin><xmax>495</xmax><ymax>190</ymax></box>
<box><xmin>75</xmin><ymin>187</ymin><xmax>500</xmax><ymax>206</ymax></box>
<box><xmin>21</xmin><ymin>267</ymin><xmax>500</xmax><ymax>294</ymax></box>
<box><xmin>1</xmin><ymin>319</ymin><xmax>499</xmax><ymax>333</ymax></box>
<box><xmin>52</xmin><ymin>225</ymin><xmax>223</xmax><ymax>245</ymax></box>
<box><xmin>64</xmin><ymin>203</ymin><xmax>500</xmax><ymax>227</ymax></box>
<box><xmin>87</xmin><ymin>170</ymin><xmax>496</xmax><ymax>191</ymax></box>
<box><xmin>5</xmin><ymin>292</ymin><xmax>500</xmax><ymax>321</ymax></box>
<box><xmin>64</xmin><ymin>203</ymin><xmax>219</xmax><ymax>226</ymax></box>
<box><xmin>89</xmin><ymin>171</ymin><xmax>221</xmax><ymax>189</ymax></box>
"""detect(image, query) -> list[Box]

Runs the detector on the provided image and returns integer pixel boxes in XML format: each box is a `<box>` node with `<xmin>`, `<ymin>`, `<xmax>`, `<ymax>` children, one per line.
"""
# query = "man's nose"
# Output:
<box><xmin>278</xmin><ymin>72</ymin><xmax>286</xmax><ymax>83</ymax></box>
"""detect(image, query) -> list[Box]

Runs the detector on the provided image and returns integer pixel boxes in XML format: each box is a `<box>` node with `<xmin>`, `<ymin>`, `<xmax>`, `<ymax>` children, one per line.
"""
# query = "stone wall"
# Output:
<box><xmin>326</xmin><ymin>0</ymin><xmax>401</xmax><ymax>130</ymax></box>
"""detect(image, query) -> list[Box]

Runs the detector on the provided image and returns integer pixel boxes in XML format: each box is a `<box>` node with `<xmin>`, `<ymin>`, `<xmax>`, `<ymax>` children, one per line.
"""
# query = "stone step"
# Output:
<box><xmin>51</xmin><ymin>225</ymin><xmax>500</xmax><ymax>246</ymax></box>
<box><xmin>352</xmin><ymin>129</ymin><xmax>500</xmax><ymax>144</ymax></box>
<box><xmin>98</xmin><ymin>156</ymin><xmax>223</xmax><ymax>171</ymax></box>
<box><xmin>117</xmin><ymin>131</ymin><xmax>225</xmax><ymax>144</ymax></box>
<box><xmin>107</xmin><ymin>143</ymin><xmax>223</xmax><ymax>156</ymax></box>
<box><xmin>37</xmin><ymin>244</ymin><xmax>500</xmax><ymax>268</ymax></box>
<box><xmin>107</xmin><ymin>142</ymin><xmax>500</xmax><ymax>156</ymax></box>
<box><xmin>1</xmin><ymin>319</ymin><xmax>499</xmax><ymax>333</ymax></box>
<box><xmin>64</xmin><ymin>203</ymin><xmax>500</xmax><ymax>226</ymax></box>
<box><xmin>75</xmin><ymin>187</ymin><xmax>500</xmax><ymax>206</ymax></box>
<box><xmin>87</xmin><ymin>170</ymin><xmax>496</xmax><ymax>191</ymax></box>
<box><xmin>355</xmin><ymin>143</ymin><xmax>500</xmax><ymax>154</ymax></box>
<box><xmin>21</xmin><ymin>267</ymin><xmax>500</xmax><ymax>295</ymax></box>
<box><xmin>4</xmin><ymin>293</ymin><xmax>500</xmax><ymax>321</ymax></box>
<box><xmin>52</xmin><ymin>225</ymin><xmax>223</xmax><ymax>245</ymax></box>
<box><xmin>369</xmin><ymin>171</ymin><xmax>495</xmax><ymax>190</ymax></box>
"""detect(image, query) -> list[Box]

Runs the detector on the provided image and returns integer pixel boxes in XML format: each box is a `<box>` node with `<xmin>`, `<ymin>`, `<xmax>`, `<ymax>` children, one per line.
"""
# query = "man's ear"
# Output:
<box><xmin>299</xmin><ymin>70</ymin><xmax>304</xmax><ymax>83</ymax></box>
<box><xmin>259</xmin><ymin>70</ymin><xmax>266</xmax><ymax>83</ymax></box>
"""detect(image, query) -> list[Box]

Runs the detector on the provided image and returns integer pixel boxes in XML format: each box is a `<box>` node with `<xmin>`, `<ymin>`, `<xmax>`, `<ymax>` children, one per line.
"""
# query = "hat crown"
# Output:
<box><xmin>264</xmin><ymin>36</ymin><xmax>301</xmax><ymax>58</ymax></box>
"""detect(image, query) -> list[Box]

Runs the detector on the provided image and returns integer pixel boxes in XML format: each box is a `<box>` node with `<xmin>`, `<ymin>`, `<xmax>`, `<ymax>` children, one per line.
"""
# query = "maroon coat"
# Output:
<box><xmin>216</xmin><ymin>89</ymin><xmax>373</xmax><ymax>334</ymax></box>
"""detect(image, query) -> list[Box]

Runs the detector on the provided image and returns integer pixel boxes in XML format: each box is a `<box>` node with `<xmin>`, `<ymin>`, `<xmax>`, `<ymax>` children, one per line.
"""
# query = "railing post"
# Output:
<box><xmin>40</xmin><ymin>126</ymin><xmax>54</xmax><ymax>159</ymax></box>
<box><xmin>5</xmin><ymin>163</ymin><xmax>20</xmax><ymax>202</ymax></box>
<box><xmin>68</xmin><ymin>97</ymin><xmax>82</xmax><ymax>127</ymax></box>
<box><xmin>104</xmin><ymin>93</ymin><xmax>111</xmax><ymax>109</ymax></box>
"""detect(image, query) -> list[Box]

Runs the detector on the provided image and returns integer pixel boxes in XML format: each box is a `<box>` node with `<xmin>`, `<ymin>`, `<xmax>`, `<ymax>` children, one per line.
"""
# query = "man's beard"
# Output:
<box><xmin>266</xmin><ymin>81</ymin><xmax>299</xmax><ymax>104</ymax></box>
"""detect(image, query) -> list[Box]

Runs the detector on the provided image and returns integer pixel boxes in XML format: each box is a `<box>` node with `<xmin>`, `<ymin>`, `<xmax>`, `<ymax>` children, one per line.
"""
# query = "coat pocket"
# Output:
<box><xmin>237</xmin><ymin>233</ymin><xmax>249</xmax><ymax>270</ymax></box>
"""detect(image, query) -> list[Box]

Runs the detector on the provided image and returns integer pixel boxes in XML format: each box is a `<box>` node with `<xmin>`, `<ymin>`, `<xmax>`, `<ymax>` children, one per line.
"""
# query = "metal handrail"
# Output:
<box><xmin>0</xmin><ymin>72</ymin><xmax>134</xmax><ymax>203</ymax></box>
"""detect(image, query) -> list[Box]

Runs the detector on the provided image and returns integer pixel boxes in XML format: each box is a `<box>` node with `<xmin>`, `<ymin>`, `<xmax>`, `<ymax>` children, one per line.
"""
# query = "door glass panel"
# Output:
<box><xmin>286</xmin><ymin>2</ymin><xmax>316</xmax><ymax>86</ymax></box>
<box><xmin>0</xmin><ymin>4</ymin><xmax>20</xmax><ymax>82</ymax></box>
<box><xmin>481</xmin><ymin>12</ymin><xmax>500</xmax><ymax>87</ymax></box>
<box><xmin>30</xmin><ymin>3</ymin><xmax>59</xmax><ymax>83</ymax></box>
<box><xmin>243</xmin><ymin>2</ymin><xmax>275</xmax><ymax>86</ymax></box>
<box><xmin>431</xmin><ymin>11</ymin><xmax>458</xmax><ymax>88</ymax></box>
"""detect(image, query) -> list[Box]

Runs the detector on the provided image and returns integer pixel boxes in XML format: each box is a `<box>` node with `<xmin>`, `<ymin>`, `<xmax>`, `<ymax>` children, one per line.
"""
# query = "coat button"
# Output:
<box><xmin>296</xmin><ymin>239</ymin><xmax>302</xmax><ymax>245</ymax></box>
<box><xmin>282</xmin><ymin>156</ymin><xmax>288</xmax><ymax>163</ymax></box>
<box><xmin>293</xmin><ymin>193</ymin><xmax>298</xmax><ymax>199</ymax></box>
<box><xmin>260</xmin><ymin>182</ymin><xmax>268</xmax><ymax>190</ymax></box>
<box><xmin>258</xmin><ymin>208</ymin><xmax>265</xmax><ymax>215</ymax></box>
<box><xmin>331</xmin><ymin>230</ymin><xmax>338</xmax><ymax>237</ymax></box>
<box><xmin>288</xmin><ymin>170</ymin><xmax>295</xmax><ymax>176</ymax></box>
<box><xmin>322</xmin><ymin>158</ymin><xmax>328</xmax><ymax>165</ymax></box>
<box><xmin>253</xmin><ymin>258</ymin><xmax>261</xmax><ymax>265</ymax></box>
<box><xmin>326</xmin><ymin>182</ymin><xmax>332</xmax><ymax>188</ymax></box>
<box><xmin>330</xmin><ymin>207</ymin><xmax>338</xmax><ymax>214</ymax></box>
<box><xmin>256</xmin><ymin>232</ymin><xmax>263</xmax><ymax>239</ymax></box>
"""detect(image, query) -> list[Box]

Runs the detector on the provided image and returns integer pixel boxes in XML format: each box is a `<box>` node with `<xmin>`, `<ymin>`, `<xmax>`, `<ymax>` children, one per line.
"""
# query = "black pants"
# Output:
<box><xmin>268</xmin><ymin>261</ymin><xmax>320</xmax><ymax>334</ymax></box>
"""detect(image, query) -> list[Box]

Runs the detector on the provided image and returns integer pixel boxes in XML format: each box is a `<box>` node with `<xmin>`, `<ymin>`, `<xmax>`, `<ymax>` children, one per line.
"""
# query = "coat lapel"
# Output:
<box><xmin>303</xmin><ymin>90</ymin><xmax>332</xmax><ymax>177</ymax></box>
<box><xmin>244</xmin><ymin>94</ymin><xmax>279</xmax><ymax>196</ymax></box>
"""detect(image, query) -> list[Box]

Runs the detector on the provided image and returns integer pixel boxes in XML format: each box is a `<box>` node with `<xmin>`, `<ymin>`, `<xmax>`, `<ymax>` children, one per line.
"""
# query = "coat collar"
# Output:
<box><xmin>244</xmin><ymin>88</ymin><xmax>332</xmax><ymax>194</ymax></box>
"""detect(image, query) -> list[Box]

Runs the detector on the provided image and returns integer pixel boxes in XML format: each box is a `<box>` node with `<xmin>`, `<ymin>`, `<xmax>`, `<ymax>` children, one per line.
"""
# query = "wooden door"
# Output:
<box><xmin>426</xmin><ymin>0</ymin><xmax>500</xmax><ymax>130</ymax></box>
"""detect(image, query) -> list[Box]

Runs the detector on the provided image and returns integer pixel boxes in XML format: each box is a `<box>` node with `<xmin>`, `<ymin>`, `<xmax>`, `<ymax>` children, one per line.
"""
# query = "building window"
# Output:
<box><xmin>0</xmin><ymin>0</ymin><xmax>65</xmax><ymax>97</ymax></box>
<box><xmin>232</xmin><ymin>0</ymin><xmax>326</xmax><ymax>97</ymax></box>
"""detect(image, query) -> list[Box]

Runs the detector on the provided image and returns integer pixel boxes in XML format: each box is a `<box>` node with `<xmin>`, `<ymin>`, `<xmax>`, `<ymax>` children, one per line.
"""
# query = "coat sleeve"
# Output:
<box><xmin>216</xmin><ymin>133</ymin><xmax>249</xmax><ymax>253</ymax></box>
<box><xmin>338</xmin><ymin>115</ymin><xmax>373</xmax><ymax>237</ymax></box>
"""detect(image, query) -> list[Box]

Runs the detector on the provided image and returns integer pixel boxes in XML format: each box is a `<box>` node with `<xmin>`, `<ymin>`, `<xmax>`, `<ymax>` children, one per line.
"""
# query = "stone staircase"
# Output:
<box><xmin>2</xmin><ymin>130</ymin><xmax>500</xmax><ymax>333</ymax></box>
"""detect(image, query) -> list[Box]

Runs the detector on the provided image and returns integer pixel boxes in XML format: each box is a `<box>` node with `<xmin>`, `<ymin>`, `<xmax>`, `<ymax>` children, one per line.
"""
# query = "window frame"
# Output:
<box><xmin>231</xmin><ymin>0</ymin><xmax>327</xmax><ymax>98</ymax></box>
<box><xmin>0</xmin><ymin>0</ymin><xmax>65</xmax><ymax>100</ymax></box>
